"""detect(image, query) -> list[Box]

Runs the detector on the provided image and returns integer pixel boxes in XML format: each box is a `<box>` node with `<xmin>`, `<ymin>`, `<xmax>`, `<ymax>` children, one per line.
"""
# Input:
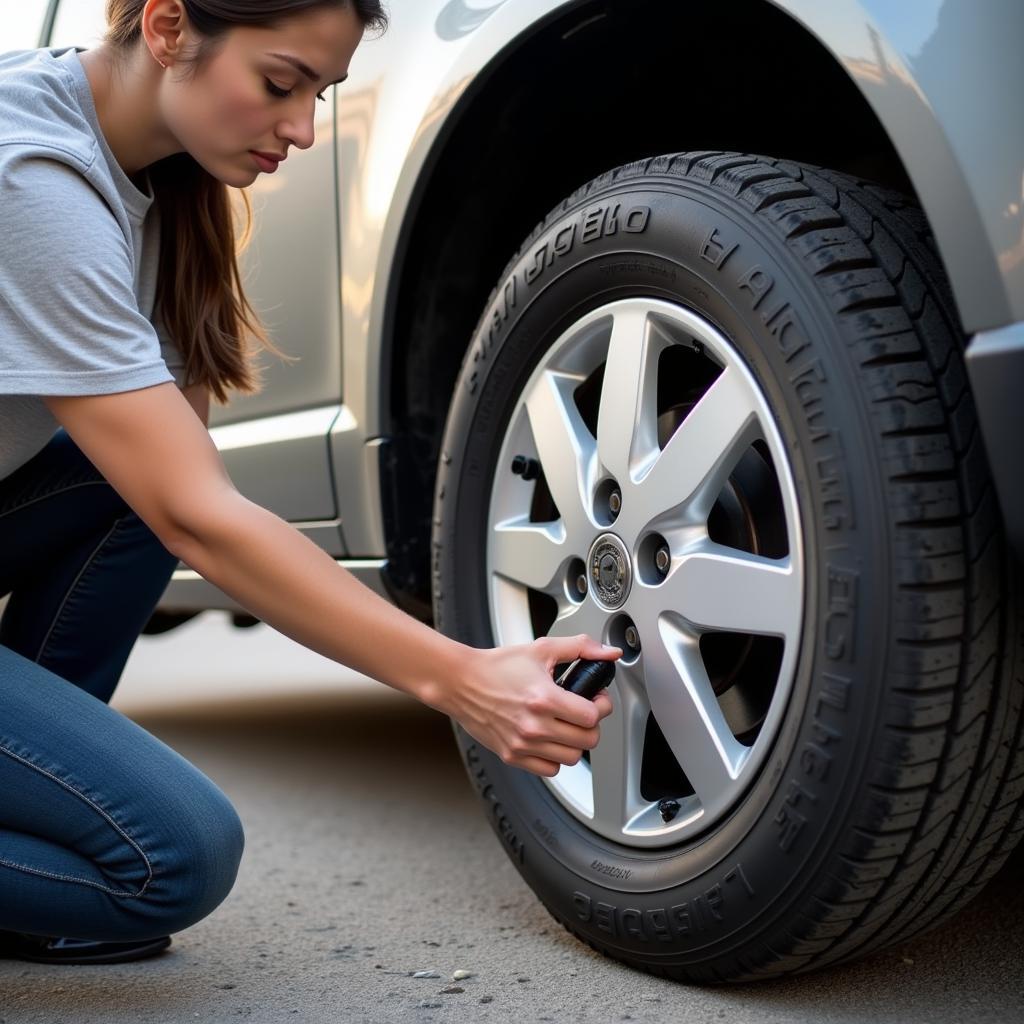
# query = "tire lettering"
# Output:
<box><xmin>799</xmin><ymin>738</ymin><xmax>833</xmax><ymax>781</ymax></box>
<box><xmin>788</xmin><ymin>354</ymin><xmax>849</xmax><ymax>526</ymax></box>
<box><xmin>621</xmin><ymin>907</ymin><xmax>646</xmax><ymax>940</ymax></box>
<box><xmin>551</xmin><ymin>223</ymin><xmax>576</xmax><ymax>261</ymax></box>
<box><xmin>570</xmin><ymin>863</ymin><xmax>754</xmax><ymax>943</ymax></box>
<box><xmin>699</xmin><ymin>226</ymin><xmax>738</xmax><ymax>270</ymax></box>
<box><xmin>737</xmin><ymin>265</ymin><xmax>775</xmax><ymax>309</ymax></box>
<box><xmin>534</xmin><ymin>818</ymin><xmax>559</xmax><ymax>848</ymax></box>
<box><xmin>783</xmin><ymin>674</ymin><xmax>850</xmax><ymax>848</ymax></box>
<box><xmin>672</xmin><ymin>900</ymin><xmax>696</xmax><ymax>934</ymax></box>
<box><xmin>624</xmin><ymin>207</ymin><xmax>650</xmax><ymax>233</ymax></box>
<box><xmin>763</xmin><ymin>301</ymin><xmax>810</xmax><ymax>362</ymax></box>
<box><xmin>523</xmin><ymin>204</ymin><xmax>651</xmax><ymax>287</ymax></box>
<box><xmin>816</xmin><ymin>673</ymin><xmax>851</xmax><ymax>714</ymax></box>
<box><xmin>825</xmin><ymin>565</ymin><xmax>858</xmax><ymax>663</ymax></box>
<box><xmin>801</xmin><ymin>674</ymin><xmax>847</xmax><ymax>784</ymax></box>
<box><xmin>595</xmin><ymin>900</ymin><xmax>616</xmax><ymax>935</ymax></box>
<box><xmin>723</xmin><ymin>862</ymin><xmax>755</xmax><ymax>897</ymax></box>
<box><xmin>790</xmin><ymin>358</ymin><xmax>831</xmax><ymax>446</ymax></box>
<box><xmin>465</xmin><ymin>277</ymin><xmax>519</xmax><ymax>397</ymax></box>
<box><xmin>465</xmin><ymin>203</ymin><xmax>649</xmax><ymax>396</ymax></box>
<box><xmin>590</xmin><ymin>858</ymin><xmax>632</xmax><ymax>880</ymax></box>
<box><xmin>705</xmin><ymin>883</ymin><xmax>724</xmax><ymax>920</ymax></box>
<box><xmin>816</xmin><ymin>451</ymin><xmax>853</xmax><ymax>529</ymax></box>
<box><xmin>774</xmin><ymin>777</ymin><xmax>818</xmax><ymax>853</ymax></box>
<box><xmin>524</xmin><ymin>242</ymin><xmax>548</xmax><ymax>285</ymax></box>
<box><xmin>726</xmin><ymin>246</ymin><xmax>835</xmax><ymax>458</ymax></box>
<box><xmin>644</xmin><ymin>908</ymin><xmax>674</xmax><ymax>943</ymax></box>
<box><xmin>465</xmin><ymin>745</ymin><xmax>525</xmax><ymax>864</ymax></box>
<box><xmin>581</xmin><ymin>202</ymin><xmax>622</xmax><ymax>243</ymax></box>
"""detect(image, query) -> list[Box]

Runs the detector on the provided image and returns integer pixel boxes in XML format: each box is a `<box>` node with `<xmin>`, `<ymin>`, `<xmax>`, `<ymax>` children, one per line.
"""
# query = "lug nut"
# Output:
<box><xmin>575</xmin><ymin>574</ymin><xmax>588</xmax><ymax>596</ymax></box>
<box><xmin>658</xmin><ymin>798</ymin><xmax>681</xmax><ymax>824</ymax></box>
<box><xmin>511</xmin><ymin>455</ymin><xmax>539</xmax><ymax>480</ymax></box>
<box><xmin>624</xmin><ymin>626</ymin><xmax>639</xmax><ymax>650</ymax></box>
<box><xmin>655</xmin><ymin>546</ymin><xmax>670</xmax><ymax>573</ymax></box>
<box><xmin>608</xmin><ymin>490</ymin><xmax>621</xmax><ymax>516</ymax></box>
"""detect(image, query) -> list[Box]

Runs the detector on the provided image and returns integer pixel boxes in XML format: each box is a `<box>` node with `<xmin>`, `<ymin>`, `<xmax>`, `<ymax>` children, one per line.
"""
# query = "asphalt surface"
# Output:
<box><xmin>1</xmin><ymin>613</ymin><xmax>1022</xmax><ymax>1023</ymax></box>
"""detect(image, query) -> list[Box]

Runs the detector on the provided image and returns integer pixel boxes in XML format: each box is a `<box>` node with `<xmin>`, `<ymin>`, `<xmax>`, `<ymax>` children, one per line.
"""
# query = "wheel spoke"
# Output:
<box><xmin>545</xmin><ymin>597</ymin><xmax>607</xmax><ymax>646</ymax></box>
<box><xmin>662</xmin><ymin>544</ymin><xmax>800</xmax><ymax>638</ymax></box>
<box><xmin>588</xmin><ymin>667</ymin><xmax>648</xmax><ymax>835</ymax></box>
<box><xmin>641</xmin><ymin>619</ymin><xmax>747</xmax><ymax>807</ymax></box>
<box><xmin>596</xmin><ymin>307</ymin><xmax>665</xmax><ymax>487</ymax></box>
<box><xmin>525</xmin><ymin>369</ymin><xmax>595</xmax><ymax>534</ymax></box>
<box><xmin>490</xmin><ymin>515</ymin><xmax>567</xmax><ymax>593</ymax></box>
<box><xmin>637</xmin><ymin>366</ymin><xmax>761</xmax><ymax>523</ymax></box>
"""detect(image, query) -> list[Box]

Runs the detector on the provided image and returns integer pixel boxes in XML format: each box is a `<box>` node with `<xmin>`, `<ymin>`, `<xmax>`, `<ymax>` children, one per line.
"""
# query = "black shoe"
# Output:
<box><xmin>0</xmin><ymin>929</ymin><xmax>171</xmax><ymax>965</ymax></box>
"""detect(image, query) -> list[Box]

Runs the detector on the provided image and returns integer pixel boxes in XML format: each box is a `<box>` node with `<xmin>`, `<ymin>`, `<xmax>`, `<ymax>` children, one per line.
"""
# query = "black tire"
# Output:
<box><xmin>141</xmin><ymin>610</ymin><xmax>199</xmax><ymax>635</ymax></box>
<box><xmin>431</xmin><ymin>151</ymin><xmax>1024</xmax><ymax>982</ymax></box>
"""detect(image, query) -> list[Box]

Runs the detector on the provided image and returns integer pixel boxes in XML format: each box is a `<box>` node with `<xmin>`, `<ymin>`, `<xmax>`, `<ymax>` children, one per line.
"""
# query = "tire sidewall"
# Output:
<box><xmin>432</xmin><ymin>176</ymin><xmax>888</xmax><ymax>964</ymax></box>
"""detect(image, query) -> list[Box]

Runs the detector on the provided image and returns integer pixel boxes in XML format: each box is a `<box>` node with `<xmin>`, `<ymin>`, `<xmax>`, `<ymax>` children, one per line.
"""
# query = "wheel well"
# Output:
<box><xmin>382</xmin><ymin>0</ymin><xmax>916</xmax><ymax>617</ymax></box>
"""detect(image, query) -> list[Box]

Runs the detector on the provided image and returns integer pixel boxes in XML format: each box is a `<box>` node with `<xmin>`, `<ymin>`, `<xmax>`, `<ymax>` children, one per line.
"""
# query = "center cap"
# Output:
<box><xmin>587</xmin><ymin>533</ymin><xmax>632</xmax><ymax>610</ymax></box>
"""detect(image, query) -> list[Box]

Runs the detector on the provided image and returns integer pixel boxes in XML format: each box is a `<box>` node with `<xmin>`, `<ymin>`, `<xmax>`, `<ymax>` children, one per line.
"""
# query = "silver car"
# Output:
<box><xmin>11</xmin><ymin>0</ymin><xmax>1023</xmax><ymax>984</ymax></box>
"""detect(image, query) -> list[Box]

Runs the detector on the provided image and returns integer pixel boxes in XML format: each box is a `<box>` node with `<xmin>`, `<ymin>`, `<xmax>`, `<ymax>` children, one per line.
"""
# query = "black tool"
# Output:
<box><xmin>555</xmin><ymin>657</ymin><xmax>616</xmax><ymax>699</ymax></box>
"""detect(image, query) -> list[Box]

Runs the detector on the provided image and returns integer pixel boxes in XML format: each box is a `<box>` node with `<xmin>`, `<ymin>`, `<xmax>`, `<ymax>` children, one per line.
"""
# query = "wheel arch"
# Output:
<box><xmin>378</xmin><ymin>0</ymin><xmax>959</xmax><ymax>613</ymax></box>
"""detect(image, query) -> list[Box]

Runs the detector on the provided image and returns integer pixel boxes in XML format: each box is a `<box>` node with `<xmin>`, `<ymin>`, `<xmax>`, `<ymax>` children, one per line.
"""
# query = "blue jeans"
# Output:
<box><xmin>0</xmin><ymin>429</ymin><xmax>244</xmax><ymax>941</ymax></box>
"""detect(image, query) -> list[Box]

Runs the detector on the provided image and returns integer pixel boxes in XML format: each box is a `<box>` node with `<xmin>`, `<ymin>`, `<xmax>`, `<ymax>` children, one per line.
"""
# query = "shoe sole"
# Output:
<box><xmin>15</xmin><ymin>935</ymin><xmax>172</xmax><ymax>965</ymax></box>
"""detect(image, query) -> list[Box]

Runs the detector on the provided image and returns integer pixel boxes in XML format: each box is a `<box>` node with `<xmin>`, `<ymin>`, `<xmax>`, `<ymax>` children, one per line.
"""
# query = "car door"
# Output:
<box><xmin>45</xmin><ymin>0</ymin><xmax>346</xmax><ymax>547</ymax></box>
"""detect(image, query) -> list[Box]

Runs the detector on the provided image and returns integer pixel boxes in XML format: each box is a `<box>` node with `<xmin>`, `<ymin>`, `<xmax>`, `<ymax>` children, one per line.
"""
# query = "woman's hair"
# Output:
<box><xmin>102</xmin><ymin>1</ymin><xmax>389</xmax><ymax>403</ymax></box>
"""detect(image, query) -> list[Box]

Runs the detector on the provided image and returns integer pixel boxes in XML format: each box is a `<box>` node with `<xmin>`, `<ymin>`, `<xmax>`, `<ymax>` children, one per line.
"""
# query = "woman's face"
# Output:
<box><xmin>161</xmin><ymin>4</ymin><xmax>363</xmax><ymax>186</ymax></box>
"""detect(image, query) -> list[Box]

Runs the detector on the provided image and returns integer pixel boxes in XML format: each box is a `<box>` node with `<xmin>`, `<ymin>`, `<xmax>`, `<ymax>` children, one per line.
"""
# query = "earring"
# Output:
<box><xmin>157</xmin><ymin>58</ymin><xmax>167</xmax><ymax>68</ymax></box>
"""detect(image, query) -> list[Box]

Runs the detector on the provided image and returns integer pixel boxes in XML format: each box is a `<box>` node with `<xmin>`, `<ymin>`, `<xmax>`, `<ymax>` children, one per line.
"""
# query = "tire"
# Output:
<box><xmin>430</xmin><ymin>151</ymin><xmax>1024</xmax><ymax>982</ymax></box>
<box><xmin>141</xmin><ymin>610</ymin><xmax>199</xmax><ymax>635</ymax></box>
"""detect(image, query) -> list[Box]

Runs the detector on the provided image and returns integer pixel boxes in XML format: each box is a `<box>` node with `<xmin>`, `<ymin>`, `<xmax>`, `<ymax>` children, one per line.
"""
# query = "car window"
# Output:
<box><xmin>3</xmin><ymin>1</ymin><xmax>53</xmax><ymax>51</ymax></box>
<box><xmin>51</xmin><ymin>0</ymin><xmax>107</xmax><ymax>49</ymax></box>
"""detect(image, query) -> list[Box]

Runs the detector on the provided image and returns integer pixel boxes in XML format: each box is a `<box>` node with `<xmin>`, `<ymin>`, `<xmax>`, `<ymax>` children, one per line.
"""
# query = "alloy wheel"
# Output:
<box><xmin>486</xmin><ymin>298</ymin><xmax>805</xmax><ymax>847</ymax></box>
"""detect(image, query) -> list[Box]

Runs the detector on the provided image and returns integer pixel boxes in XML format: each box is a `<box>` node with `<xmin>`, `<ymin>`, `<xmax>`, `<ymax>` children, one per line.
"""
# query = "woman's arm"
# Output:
<box><xmin>44</xmin><ymin>383</ymin><xmax>618</xmax><ymax>776</ymax></box>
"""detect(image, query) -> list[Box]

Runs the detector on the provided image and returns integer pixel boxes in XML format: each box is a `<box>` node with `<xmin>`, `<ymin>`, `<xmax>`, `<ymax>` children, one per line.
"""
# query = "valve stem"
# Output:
<box><xmin>511</xmin><ymin>455</ymin><xmax>540</xmax><ymax>480</ymax></box>
<box><xmin>658</xmin><ymin>798</ymin><xmax>681</xmax><ymax>824</ymax></box>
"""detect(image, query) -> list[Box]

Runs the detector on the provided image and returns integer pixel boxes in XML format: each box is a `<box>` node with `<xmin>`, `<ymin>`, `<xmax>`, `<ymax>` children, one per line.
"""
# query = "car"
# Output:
<box><xmin>9</xmin><ymin>0</ymin><xmax>1023</xmax><ymax>984</ymax></box>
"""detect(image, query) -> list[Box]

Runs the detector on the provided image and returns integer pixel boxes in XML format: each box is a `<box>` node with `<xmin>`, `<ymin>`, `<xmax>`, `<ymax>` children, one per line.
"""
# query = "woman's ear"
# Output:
<box><xmin>141</xmin><ymin>0</ymin><xmax>191</xmax><ymax>68</ymax></box>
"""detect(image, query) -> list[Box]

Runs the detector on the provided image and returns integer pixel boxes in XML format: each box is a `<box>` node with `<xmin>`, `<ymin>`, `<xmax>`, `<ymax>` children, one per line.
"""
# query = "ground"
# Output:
<box><xmin>0</xmin><ymin>613</ymin><xmax>1021</xmax><ymax>1023</ymax></box>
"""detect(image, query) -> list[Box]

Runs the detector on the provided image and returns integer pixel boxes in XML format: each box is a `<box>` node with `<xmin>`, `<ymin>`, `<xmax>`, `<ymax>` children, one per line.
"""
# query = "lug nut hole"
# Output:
<box><xmin>594</xmin><ymin>479</ymin><xmax>622</xmax><ymax>526</ymax></box>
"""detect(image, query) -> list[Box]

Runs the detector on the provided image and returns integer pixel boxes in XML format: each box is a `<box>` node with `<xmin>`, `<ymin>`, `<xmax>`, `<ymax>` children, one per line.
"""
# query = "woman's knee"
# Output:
<box><xmin>121</xmin><ymin>763</ymin><xmax>245</xmax><ymax>937</ymax></box>
<box><xmin>158</xmin><ymin>788</ymin><xmax>245</xmax><ymax>935</ymax></box>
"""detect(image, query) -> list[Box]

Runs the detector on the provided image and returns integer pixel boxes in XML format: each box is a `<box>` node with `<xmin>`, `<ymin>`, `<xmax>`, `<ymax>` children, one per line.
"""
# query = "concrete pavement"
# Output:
<box><xmin>0</xmin><ymin>612</ymin><xmax>1021</xmax><ymax>1023</ymax></box>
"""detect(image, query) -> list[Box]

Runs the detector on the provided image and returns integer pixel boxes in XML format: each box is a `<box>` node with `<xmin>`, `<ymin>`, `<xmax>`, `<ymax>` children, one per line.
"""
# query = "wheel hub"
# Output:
<box><xmin>588</xmin><ymin>533</ymin><xmax>632</xmax><ymax>609</ymax></box>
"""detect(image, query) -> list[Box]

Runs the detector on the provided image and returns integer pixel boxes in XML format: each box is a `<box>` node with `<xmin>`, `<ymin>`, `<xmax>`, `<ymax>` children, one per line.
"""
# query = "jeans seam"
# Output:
<box><xmin>0</xmin><ymin>858</ymin><xmax>147</xmax><ymax>897</ymax></box>
<box><xmin>34</xmin><ymin>519</ymin><xmax>121</xmax><ymax>664</ymax></box>
<box><xmin>0</xmin><ymin>480</ymin><xmax>110</xmax><ymax>522</ymax></box>
<box><xmin>0</xmin><ymin>742</ymin><xmax>154</xmax><ymax>898</ymax></box>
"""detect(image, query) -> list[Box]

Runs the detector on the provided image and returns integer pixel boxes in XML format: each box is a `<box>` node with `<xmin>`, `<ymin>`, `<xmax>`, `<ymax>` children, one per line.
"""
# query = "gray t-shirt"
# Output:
<box><xmin>0</xmin><ymin>45</ymin><xmax>187</xmax><ymax>481</ymax></box>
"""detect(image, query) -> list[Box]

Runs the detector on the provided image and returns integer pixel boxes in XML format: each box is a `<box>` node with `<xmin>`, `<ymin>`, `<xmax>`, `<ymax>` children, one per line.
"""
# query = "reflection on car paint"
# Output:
<box><xmin>435</xmin><ymin>0</ymin><xmax>510</xmax><ymax>41</ymax></box>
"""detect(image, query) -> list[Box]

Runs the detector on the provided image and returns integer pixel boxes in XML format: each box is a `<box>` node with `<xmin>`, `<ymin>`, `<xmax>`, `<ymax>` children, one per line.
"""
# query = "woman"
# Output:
<box><xmin>0</xmin><ymin>0</ymin><xmax>618</xmax><ymax>965</ymax></box>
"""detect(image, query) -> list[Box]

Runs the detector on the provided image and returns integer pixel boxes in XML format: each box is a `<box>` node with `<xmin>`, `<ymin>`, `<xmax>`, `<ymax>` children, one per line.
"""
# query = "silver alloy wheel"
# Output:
<box><xmin>486</xmin><ymin>298</ymin><xmax>805</xmax><ymax>848</ymax></box>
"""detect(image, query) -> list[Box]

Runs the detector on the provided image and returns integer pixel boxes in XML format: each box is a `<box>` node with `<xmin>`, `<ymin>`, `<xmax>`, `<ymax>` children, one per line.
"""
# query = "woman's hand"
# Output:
<box><xmin>432</xmin><ymin>634</ymin><xmax>622</xmax><ymax>777</ymax></box>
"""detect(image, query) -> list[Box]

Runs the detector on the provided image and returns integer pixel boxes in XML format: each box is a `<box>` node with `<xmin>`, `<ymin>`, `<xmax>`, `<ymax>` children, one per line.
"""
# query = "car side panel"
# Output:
<box><xmin>769</xmin><ymin>0</ymin><xmax>1024</xmax><ymax>332</ymax></box>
